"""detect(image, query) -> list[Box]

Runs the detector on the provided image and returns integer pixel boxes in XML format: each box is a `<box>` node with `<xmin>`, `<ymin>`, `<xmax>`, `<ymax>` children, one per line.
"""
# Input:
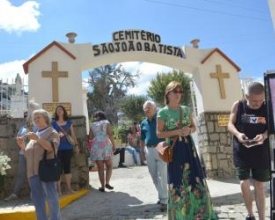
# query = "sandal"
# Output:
<box><xmin>105</xmin><ymin>184</ymin><xmax>114</xmax><ymax>190</ymax></box>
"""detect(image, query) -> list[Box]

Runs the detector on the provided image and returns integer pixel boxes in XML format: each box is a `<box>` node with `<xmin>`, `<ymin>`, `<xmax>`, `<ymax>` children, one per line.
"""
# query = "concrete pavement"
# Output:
<box><xmin>0</xmin><ymin>166</ymin><xmax>271</xmax><ymax>219</ymax></box>
<box><xmin>61</xmin><ymin>166</ymin><xmax>270</xmax><ymax>220</ymax></box>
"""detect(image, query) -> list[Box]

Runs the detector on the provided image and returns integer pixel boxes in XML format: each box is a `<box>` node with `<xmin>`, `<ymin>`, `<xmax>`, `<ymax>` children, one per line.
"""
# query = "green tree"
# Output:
<box><xmin>87</xmin><ymin>64</ymin><xmax>140</xmax><ymax>123</ymax></box>
<box><xmin>147</xmin><ymin>70</ymin><xmax>192</xmax><ymax>107</ymax></box>
<box><xmin>120</xmin><ymin>95</ymin><xmax>148</xmax><ymax>123</ymax></box>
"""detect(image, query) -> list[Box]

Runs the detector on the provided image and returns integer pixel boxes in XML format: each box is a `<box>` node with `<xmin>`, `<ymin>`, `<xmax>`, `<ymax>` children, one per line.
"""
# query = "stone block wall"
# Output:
<box><xmin>0</xmin><ymin>115</ymin><xmax>89</xmax><ymax>199</ymax></box>
<box><xmin>197</xmin><ymin>111</ymin><xmax>235</xmax><ymax>179</ymax></box>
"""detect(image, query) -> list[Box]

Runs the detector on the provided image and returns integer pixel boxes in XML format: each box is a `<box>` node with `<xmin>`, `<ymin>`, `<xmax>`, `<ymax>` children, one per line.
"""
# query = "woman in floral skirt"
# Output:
<box><xmin>157</xmin><ymin>81</ymin><xmax>217</xmax><ymax>220</ymax></box>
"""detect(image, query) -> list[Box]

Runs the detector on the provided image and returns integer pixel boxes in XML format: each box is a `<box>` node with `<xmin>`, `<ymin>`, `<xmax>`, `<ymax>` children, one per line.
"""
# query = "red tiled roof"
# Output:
<box><xmin>201</xmin><ymin>48</ymin><xmax>241</xmax><ymax>72</ymax></box>
<box><xmin>23</xmin><ymin>41</ymin><xmax>76</xmax><ymax>74</ymax></box>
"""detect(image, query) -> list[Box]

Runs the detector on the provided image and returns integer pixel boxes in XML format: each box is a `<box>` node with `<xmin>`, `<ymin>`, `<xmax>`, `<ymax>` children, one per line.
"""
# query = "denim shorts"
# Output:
<box><xmin>235</xmin><ymin>167</ymin><xmax>270</xmax><ymax>182</ymax></box>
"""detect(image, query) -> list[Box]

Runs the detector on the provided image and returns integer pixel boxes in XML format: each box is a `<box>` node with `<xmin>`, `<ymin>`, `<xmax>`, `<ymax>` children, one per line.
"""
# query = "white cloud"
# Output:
<box><xmin>122</xmin><ymin>62</ymin><xmax>172</xmax><ymax>96</ymax></box>
<box><xmin>0</xmin><ymin>0</ymin><xmax>40</xmax><ymax>33</ymax></box>
<box><xmin>0</xmin><ymin>60</ymin><xmax>28</xmax><ymax>86</ymax></box>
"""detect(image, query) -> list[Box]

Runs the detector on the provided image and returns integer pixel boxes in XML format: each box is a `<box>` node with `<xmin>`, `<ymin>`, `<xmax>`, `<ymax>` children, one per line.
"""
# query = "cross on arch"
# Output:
<box><xmin>42</xmin><ymin>61</ymin><xmax>68</xmax><ymax>102</ymax></box>
<box><xmin>210</xmin><ymin>64</ymin><xmax>230</xmax><ymax>99</ymax></box>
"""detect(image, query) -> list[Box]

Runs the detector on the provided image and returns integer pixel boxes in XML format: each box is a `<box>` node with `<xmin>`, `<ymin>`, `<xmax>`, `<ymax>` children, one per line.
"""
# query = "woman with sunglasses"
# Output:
<box><xmin>156</xmin><ymin>81</ymin><xmax>217</xmax><ymax>219</ymax></box>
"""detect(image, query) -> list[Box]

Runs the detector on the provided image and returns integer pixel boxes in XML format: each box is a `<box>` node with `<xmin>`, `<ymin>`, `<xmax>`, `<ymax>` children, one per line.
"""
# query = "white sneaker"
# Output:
<box><xmin>4</xmin><ymin>194</ymin><xmax>18</xmax><ymax>201</ymax></box>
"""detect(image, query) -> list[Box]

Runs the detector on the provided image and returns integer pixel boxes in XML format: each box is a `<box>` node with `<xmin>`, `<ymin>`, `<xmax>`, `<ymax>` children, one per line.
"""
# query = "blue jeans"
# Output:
<box><xmin>29</xmin><ymin>175</ymin><xmax>61</xmax><ymax>220</ymax></box>
<box><xmin>125</xmin><ymin>146</ymin><xmax>138</xmax><ymax>164</ymax></box>
<box><xmin>13</xmin><ymin>154</ymin><xmax>27</xmax><ymax>195</ymax></box>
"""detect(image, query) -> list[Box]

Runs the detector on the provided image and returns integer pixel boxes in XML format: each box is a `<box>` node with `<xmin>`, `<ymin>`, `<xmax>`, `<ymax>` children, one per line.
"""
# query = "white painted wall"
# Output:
<box><xmin>26</xmin><ymin>32</ymin><xmax>243</xmax><ymax>134</ymax></box>
<box><xmin>59</xmin><ymin>41</ymin><xmax>242</xmax><ymax>114</ymax></box>
<box><xmin>28</xmin><ymin>47</ymin><xmax>84</xmax><ymax>116</ymax></box>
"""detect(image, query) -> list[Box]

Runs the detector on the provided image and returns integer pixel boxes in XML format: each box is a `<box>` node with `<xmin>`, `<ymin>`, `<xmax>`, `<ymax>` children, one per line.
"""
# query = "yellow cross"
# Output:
<box><xmin>210</xmin><ymin>65</ymin><xmax>230</xmax><ymax>99</ymax></box>
<box><xmin>42</xmin><ymin>61</ymin><xmax>68</xmax><ymax>102</ymax></box>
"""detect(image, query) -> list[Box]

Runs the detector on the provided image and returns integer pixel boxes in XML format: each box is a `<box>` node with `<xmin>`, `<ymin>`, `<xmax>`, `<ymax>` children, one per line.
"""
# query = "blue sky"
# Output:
<box><xmin>0</xmin><ymin>0</ymin><xmax>274</xmax><ymax>95</ymax></box>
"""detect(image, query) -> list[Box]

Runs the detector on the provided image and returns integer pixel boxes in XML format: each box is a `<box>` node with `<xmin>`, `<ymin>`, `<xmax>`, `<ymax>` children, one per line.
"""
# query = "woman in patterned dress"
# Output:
<box><xmin>156</xmin><ymin>81</ymin><xmax>217</xmax><ymax>220</ymax></box>
<box><xmin>88</xmin><ymin>111</ymin><xmax>116</xmax><ymax>192</ymax></box>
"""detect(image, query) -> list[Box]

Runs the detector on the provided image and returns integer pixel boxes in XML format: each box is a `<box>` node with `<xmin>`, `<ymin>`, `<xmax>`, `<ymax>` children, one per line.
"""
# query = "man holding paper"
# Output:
<box><xmin>228</xmin><ymin>82</ymin><xmax>269</xmax><ymax>220</ymax></box>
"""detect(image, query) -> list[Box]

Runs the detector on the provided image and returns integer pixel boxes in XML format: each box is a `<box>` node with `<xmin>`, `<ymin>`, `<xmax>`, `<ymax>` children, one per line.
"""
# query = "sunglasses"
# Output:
<box><xmin>172</xmin><ymin>90</ymin><xmax>183</xmax><ymax>94</ymax></box>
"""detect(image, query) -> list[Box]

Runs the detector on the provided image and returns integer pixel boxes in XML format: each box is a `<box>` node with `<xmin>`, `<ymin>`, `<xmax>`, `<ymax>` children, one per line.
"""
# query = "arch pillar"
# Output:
<box><xmin>190</xmin><ymin>48</ymin><xmax>242</xmax><ymax>178</ymax></box>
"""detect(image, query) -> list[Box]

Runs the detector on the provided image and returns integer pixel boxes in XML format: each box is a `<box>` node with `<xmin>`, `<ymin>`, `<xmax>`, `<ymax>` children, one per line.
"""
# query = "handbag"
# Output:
<box><xmin>38</xmin><ymin>142</ymin><xmax>61</xmax><ymax>182</ymax></box>
<box><xmin>66</xmin><ymin>134</ymin><xmax>76</xmax><ymax>146</ymax></box>
<box><xmin>156</xmin><ymin>136</ymin><xmax>178</xmax><ymax>162</ymax></box>
<box><xmin>156</xmin><ymin>106</ymin><xmax>183</xmax><ymax>163</ymax></box>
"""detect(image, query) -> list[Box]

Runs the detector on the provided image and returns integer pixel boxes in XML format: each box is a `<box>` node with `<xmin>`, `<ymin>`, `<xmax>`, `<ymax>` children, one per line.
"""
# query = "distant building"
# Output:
<box><xmin>0</xmin><ymin>73</ymin><xmax>28</xmax><ymax>117</ymax></box>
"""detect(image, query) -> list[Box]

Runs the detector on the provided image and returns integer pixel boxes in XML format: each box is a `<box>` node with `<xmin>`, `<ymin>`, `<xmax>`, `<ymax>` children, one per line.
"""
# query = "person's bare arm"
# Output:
<box><xmin>188</xmin><ymin>115</ymin><xmax>196</xmax><ymax>134</ymax></box>
<box><xmin>28</xmin><ymin>132</ymin><xmax>53</xmax><ymax>152</ymax></box>
<box><xmin>128</xmin><ymin>136</ymin><xmax>135</xmax><ymax>147</ymax></box>
<box><xmin>140</xmin><ymin>139</ymin><xmax>145</xmax><ymax>151</ymax></box>
<box><xmin>228</xmin><ymin>101</ymin><xmax>247</xmax><ymax>144</ymax></box>
<box><xmin>70</xmin><ymin>124</ymin><xmax>79</xmax><ymax>155</ymax></box>
<box><xmin>88</xmin><ymin>128</ymin><xmax>94</xmax><ymax>140</ymax></box>
<box><xmin>156</xmin><ymin>117</ymin><xmax>182</xmax><ymax>139</ymax></box>
<box><xmin>107</xmin><ymin>123</ymin><xmax>116</xmax><ymax>152</ymax></box>
<box><xmin>70</xmin><ymin>124</ymin><xmax>78</xmax><ymax>145</ymax></box>
<box><xmin>16</xmin><ymin>137</ymin><xmax>26</xmax><ymax>152</ymax></box>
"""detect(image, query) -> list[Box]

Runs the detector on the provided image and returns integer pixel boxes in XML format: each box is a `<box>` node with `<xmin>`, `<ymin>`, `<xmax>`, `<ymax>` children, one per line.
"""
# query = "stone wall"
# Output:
<box><xmin>197</xmin><ymin>111</ymin><xmax>235</xmax><ymax>179</ymax></box>
<box><xmin>0</xmin><ymin>115</ymin><xmax>89</xmax><ymax>199</ymax></box>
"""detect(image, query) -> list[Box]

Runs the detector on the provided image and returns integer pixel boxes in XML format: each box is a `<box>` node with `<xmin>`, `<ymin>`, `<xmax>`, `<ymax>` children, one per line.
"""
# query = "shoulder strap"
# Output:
<box><xmin>43</xmin><ymin>142</ymin><xmax>57</xmax><ymax>160</ymax></box>
<box><xmin>169</xmin><ymin>107</ymin><xmax>182</xmax><ymax>148</ymax></box>
<box><xmin>241</xmin><ymin>99</ymin><xmax>246</xmax><ymax>114</ymax></box>
<box><xmin>56</xmin><ymin>123</ymin><xmax>70</xmax><ymax>138</ymax></box>
<box><xmin>179</xmin><ymin>106</ymin><xmax>183</xmax><ymax>127</ymax></box>
<box><xmin>170</xmin><ymin>136</ymin><xmax>178</xmax><ymax>150</ymax></box>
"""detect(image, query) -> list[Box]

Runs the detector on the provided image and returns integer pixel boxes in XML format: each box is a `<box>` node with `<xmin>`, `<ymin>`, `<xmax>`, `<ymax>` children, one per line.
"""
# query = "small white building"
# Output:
<box><xmin>10</xmin><ymin>73</ymin><xmax>28</xmax><ymax>118</ymax></box>
<box><xmin>0</xmin><ymin>73</ymin><xmax>28</xmax><ymax>118</ymax></box>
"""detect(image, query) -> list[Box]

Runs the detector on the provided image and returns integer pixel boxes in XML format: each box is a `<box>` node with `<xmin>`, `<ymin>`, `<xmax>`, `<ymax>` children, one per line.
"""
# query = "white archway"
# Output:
<box><xmin>23</xmin><ymin>29</ymin><xmax>243</xmax><ymax>177</ymax></box>
<box><xmin>23</xmin><ymin>29</ymin><xmax>242</xmax><ymax>118</ymax></box>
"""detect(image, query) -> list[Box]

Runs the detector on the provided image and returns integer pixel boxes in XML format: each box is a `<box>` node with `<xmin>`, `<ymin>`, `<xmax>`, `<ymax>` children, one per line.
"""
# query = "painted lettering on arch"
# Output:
<box><xmin>92</xmin><ymin>29</ymin><xmax>185</xmax><ymax>58</ymax></box>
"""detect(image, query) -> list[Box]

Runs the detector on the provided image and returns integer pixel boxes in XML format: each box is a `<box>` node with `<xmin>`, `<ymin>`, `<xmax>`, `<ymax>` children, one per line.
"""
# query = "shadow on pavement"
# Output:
<box><xmin>208</xmin><ymin>178</ymin><xmax>239</xmax><ymax>184</ymax></box>
<box><xmin>212</xmin><ymin>191</ymin><xmax>244</xmax><ymax>206</ymax></box>
<box><xmin>0</xmin><ymin>197</ymin><xmax>33</xmax><ymax>210</ymax></box>
<box><xmin>61</xmin><ymin>187</ymin><xmax>167</xmax><ymax>220</ymax></box>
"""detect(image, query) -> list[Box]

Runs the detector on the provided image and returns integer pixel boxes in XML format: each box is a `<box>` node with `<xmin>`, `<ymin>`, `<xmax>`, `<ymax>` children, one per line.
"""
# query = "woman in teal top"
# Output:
<box><xmin>157</xmin><ymin>81</ymin><xmax>217</xmax><ymax>220</ymax></box>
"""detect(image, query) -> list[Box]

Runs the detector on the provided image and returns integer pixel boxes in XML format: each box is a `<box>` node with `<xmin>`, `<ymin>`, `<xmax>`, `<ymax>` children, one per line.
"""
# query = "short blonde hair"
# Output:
<box><xmin>164</xmin><ymin>81</ymin><xmax>183</xmax><ymax>105</ymax></box>
<box><xmin>32</xmin><ymin>109</ymin><xmax>52</xmax><ymax>126</ymax></box>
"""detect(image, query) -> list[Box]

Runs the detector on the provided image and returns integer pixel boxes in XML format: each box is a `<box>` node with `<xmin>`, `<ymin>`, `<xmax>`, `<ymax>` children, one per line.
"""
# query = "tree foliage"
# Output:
<box><xmin>120</xmin><ymin>95</ymin><xmax>148</xmax><ymax>123</ymax></box>
<box><xmin>87</xmin><ymin>64</ymin><xmax>140</xmax><ymax>124</ymax></box>
<box><xmin>147</xmin><ymin>70</ymin><xmax>192</xmax><ymax>107</ymax></box>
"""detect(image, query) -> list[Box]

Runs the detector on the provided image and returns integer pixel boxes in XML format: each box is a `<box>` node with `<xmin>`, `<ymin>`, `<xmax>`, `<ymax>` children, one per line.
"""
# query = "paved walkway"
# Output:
<box><xmin>0</xmin><ymin>166</ymin><xmax>271</xmax><ymax>220</ymax></box>
<box><xmin>61</xmin><ymin>166</ymin><xmax>270</xmax><ymax>220</ymax></box>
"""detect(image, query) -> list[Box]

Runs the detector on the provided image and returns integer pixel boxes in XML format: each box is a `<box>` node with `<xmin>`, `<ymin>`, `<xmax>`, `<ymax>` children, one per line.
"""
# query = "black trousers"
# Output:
<box><xmin>113</xmin><ymin>148</ymin><xmax>125</xmax><ymax>164</ymax></box>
